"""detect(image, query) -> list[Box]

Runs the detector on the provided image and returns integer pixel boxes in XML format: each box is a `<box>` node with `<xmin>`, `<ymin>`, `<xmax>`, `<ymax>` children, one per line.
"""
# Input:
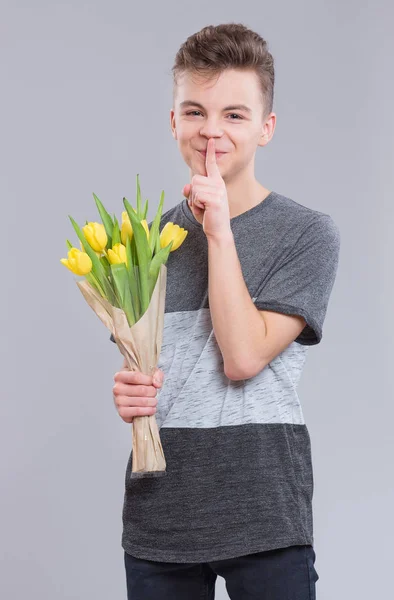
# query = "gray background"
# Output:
<box><xmin>1</xmin><ymin>1</ymin><xmax>392</xmax><ymax>598</ymax></box>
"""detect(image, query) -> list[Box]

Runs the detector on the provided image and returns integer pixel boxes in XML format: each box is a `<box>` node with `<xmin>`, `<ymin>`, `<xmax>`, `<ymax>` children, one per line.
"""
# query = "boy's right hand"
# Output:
<box><xmin>112</xmin><ymin>361</ymin><xmax>164</xmax><ymax>423</ymax></box>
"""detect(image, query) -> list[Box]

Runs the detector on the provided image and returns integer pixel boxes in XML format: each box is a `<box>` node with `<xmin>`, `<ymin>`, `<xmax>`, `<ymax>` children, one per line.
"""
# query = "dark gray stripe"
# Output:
<box><xmin>121</xmin><ymin>423</ymin><xmax>313</xmax><ymax>562</ymax></box>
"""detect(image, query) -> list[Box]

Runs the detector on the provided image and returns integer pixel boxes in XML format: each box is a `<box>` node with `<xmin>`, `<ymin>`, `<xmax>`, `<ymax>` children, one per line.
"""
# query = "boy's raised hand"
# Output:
<box><xmin>182</xmin><ymin>137</ymin><xmax>232</xmax><ymax>241</ymax></box>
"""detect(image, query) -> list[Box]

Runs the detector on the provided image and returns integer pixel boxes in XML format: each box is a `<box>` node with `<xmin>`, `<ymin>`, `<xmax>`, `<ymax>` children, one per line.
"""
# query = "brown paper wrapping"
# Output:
<box><xmin>76</xmin><ymin>263</ymin><xmax>167</xmax><ymax>479</ymax></box>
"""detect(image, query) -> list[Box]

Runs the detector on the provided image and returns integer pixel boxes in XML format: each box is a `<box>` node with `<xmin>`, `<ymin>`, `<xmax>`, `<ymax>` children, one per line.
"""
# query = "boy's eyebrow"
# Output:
<box><xmin>180</xmin><ymin>100</ymin><xmax>252</xmax><ymax>114</ymax></box>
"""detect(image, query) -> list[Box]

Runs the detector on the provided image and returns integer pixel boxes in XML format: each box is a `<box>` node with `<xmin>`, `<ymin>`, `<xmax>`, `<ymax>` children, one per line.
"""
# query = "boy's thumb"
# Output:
<box><xmin>182</xmin><ymin>183</ymin><xmax>191</xmax><ymax>198</ymax></box>
<box><xmin>153</xmin><ymin>368</ymin><xmax>164</xmax><ymax>384</ymax></box>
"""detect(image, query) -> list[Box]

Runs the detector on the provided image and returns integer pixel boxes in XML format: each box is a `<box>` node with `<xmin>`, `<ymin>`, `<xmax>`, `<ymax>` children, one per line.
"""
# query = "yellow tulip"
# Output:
<box><xmin>79</xmin><ymin>240</ymin><xmax>102</xmax><ymax>258</ymax></box>
<box><xmin>107</xmin><ymin>243</ymin><xmax>128</xmax><ymax>267</ymax></box>
<box><xmin>121</xmin><ymin>211</ymin><xmax>133</xmax><ymax>246</ymax></box>
<box><xmin>82</xmin><ymin>222</ymin><xmax>108</xmax><ymax>252</ymax></box>
<box><xmin>60</xmin><ymin>248</ymin><xmax>92</xmax><ymax>276</ymax></box>
<box><xmin>121</xmin><ymin>212</ymin><xmax>149</xmax><ymax>245</ymax></box>
<box><xmin>160</xmin><ymin>222</ymin><xmax>188</xmax><ymax>251</ymax></box>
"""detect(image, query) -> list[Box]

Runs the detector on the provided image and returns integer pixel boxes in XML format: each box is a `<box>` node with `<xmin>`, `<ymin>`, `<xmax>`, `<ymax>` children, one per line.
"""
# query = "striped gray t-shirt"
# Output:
<box><xmin>111</xmin><ymin>190</ymin><xmax>340</xmax><ymax>563</ymax></box>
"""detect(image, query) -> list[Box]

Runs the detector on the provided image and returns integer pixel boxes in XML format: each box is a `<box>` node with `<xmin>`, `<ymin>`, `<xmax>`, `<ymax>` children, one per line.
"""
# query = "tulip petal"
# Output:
<box><xmin>159</xmin><ymin>222</ymin><xmax>173</xmax><ymax>248</ymax></box>
<box><xmin>171</xmin><ymin>228</ymin><xmax>188</xmax><ymax>251</ymax></box>
<box><xmin>60</xmin><ymin>258</ymin><xmax>74</xmax><ymax>272</ymax></box>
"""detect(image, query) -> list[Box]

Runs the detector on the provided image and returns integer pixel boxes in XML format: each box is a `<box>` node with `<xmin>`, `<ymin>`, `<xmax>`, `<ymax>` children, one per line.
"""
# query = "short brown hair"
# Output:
<box><xmin>171</xmin><ymin>23</ymin><xmax>275</xmax><ymax>120</ymax></box>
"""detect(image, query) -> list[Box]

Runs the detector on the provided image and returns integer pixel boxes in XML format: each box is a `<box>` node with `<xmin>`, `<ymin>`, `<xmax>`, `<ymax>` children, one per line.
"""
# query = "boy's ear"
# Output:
<box><xmin>170</xmin><ymin>109</ymin><xmax>177</xmax><ymax>140</ymax></box>
<box><xmin>258</xmin><ymin>132</ymin><xmax>268</xmax><ymax>147</ymax></box>
<box><xmin>258</xmin><ymin>113</ymin><xmax>276</xmax><ymax>147</ymax></box>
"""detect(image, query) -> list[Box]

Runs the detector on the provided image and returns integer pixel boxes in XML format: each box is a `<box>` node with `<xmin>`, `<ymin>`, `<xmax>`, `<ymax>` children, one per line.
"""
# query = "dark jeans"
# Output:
<box><xmin>124</xmin><ymin>544</ymin><xmax>319</xmax><ymax>599</ymax></box>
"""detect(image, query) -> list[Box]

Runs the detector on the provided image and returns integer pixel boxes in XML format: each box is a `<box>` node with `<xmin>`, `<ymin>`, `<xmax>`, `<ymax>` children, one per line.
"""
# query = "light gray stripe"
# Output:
<box><xmin>155</xmin><ymin>309</ymin><xmax>309</xmax><ymax>429</ymax></box>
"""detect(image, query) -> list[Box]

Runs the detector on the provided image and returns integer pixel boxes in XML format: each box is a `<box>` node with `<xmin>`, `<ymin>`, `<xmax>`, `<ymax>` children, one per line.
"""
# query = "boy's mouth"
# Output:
<box><xmin>198</xmin><ymin>150</ymin><xmax>227</xmax><ymax>159</ymax></box>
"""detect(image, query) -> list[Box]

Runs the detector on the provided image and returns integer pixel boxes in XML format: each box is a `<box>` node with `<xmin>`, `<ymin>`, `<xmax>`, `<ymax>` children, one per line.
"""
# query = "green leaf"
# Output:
<box><xmin>85</xmin><ymin>271</ymin><xmax>105</xmax><ymax>297</ymax></box>
<box><xmin>122</xmin><ymin>274</ymin><xmax>136</xmax><ymax>327</ymax></box>
<box><xmin>110</xmin><ymin>262</ymin><xmax>127</xmax><ymax>305</ymax></box>
<box><xmin>125</xmin><ymin>234</ymin><xmax>140</xmax><ymax>319</ymax></box>
<box><xmin>123</xmin><ymin>197</ymin><xmax>151</xmax><ymax>315</ymax></box>
<box><xmin>142</xmin><ymin>198</ymin><xmax>148</xmax><ymax>220</ymax></box>
<box><xmin>110</xmin><ymin>263</ymin><xmax>135</xmax><ymax>326</ymax></box>
<box><xmin>122</xmin><ymin>215</ymin><xmax>137</xmax><ymax>266</ymax></box>
<box><xmin>99</xmin><ymin>255</ymin><xmax>111</xmax><ymax>278</ymax></box>
<box><xmin>148</xmin><ymin>241</ymin><xmax>173</xmax><ymax>297</ymax></box>
<box><xmin>112</xmin><ymin>216</ymin><xmax>121</xmax><ymax>246</ymax></box>
<box><xmin>66</xmin><ymin>239</ymin><xmax>73</xmax><ymax>250</ymax></box>
<box><xmin>92</xmin><ymin>192</ymin><xmax>113</xmax><ymax>248</ymax></box>
<box><xmin>136</xmin><ymin>173</ymin><xmax>142</xmax><ymax>218</ymax></box>
<box><xmin>149</xmin><ymin>189</ymin><xmax>165</xmax><ymax>257</ymax></box>
<box><xmin>155</xmin><ymin>227</ymin><xmax>161</xmax><ymax>255</ymax></box>
<box><xmin>130</xmin><ymin>232</ymin><xmax>138</xmax><ymax>266</ymax></box>
<box><xmin>133</xmin><ymin>265</ymin><xmax>142</xmax><ymax>321</ymax></box>
<box><xmin>125</xmin><ymin>233</ymin><xmax>133</xmax><ymax>270</ymax></box>
<box><xmin>108</xmin><ymin>263</ymin><xmax>123</xmax><ymax>307</ymax></box>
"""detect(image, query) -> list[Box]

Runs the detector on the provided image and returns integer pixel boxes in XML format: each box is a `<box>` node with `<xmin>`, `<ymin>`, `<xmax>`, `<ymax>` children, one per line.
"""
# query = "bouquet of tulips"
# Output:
<box><xmin>60</xmin><ymin>175</ymin><xmax>188</xmax><ymax>479</ymax></box>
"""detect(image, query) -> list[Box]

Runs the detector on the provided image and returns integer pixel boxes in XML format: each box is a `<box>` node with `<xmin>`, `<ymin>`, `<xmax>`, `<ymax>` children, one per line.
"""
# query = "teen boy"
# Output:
<box><xmin>112</xmin><ymin>22</ymin><xmax>340</xmax><ymax>600</ymax></box>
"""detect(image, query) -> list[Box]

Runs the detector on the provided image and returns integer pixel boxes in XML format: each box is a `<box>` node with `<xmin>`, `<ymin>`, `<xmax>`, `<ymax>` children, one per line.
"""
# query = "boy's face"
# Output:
<box><xmin>170</xmin><ymin>68</ymin><xmax>275</xmax><ymax>181</ymax></box>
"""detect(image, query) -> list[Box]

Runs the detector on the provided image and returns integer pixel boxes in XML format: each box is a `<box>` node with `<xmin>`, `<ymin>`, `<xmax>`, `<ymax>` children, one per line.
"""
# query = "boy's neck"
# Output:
<box><xmin>226</xmin><ymin>178</ymin><xmax>272</xmax><ymax>219</ymax></box>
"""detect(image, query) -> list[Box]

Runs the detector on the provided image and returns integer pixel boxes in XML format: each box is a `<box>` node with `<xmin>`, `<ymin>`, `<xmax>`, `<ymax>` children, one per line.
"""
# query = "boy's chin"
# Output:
<box><xmin>190</xmin><ymin>162</ymin><xmax>225</xmax><ymax>177</ymax></box>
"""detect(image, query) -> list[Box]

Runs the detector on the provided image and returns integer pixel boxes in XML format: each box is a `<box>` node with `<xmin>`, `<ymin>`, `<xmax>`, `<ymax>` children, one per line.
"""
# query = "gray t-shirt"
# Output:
<box><xmin>111</xmin><ymin>190</ymin><xmax>340</xmax><ymax>563</ymax></box>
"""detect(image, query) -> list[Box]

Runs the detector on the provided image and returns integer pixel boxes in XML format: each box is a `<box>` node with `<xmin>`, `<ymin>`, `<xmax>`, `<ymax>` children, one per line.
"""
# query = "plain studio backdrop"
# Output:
<box><xmin>1</xmin><ymin>2</ymin><xmax>392</xmax><ymax>599</ymax></box>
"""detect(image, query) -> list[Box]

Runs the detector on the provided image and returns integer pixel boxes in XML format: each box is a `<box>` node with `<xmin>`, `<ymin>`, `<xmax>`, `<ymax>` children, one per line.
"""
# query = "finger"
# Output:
<box><xmin>153</xmin><ymin>368</ymin><xmax>164</xmax><ymax>386</ymax></box>
<box><xmin>116</xmin><ymin>395</ymin><xmax>158</xmax><ymax>408</ymax></box>
<box><xmin>190</xmin><ymin>190</ymin><xmax>202</xmax><ymax>209</ymax></box>
<box><xmin>191</xmin><ymin>184</ymin><xmax>220</xmax><ymax>196</ymax></box>
<box><xmin>182</xmin><ymin>183</ymin><xmax>191</xmax><ymax>198</ymax></box>
<box><xmin>205</xmin><ymin>138</ymin><xmax>221</xmax><ymax>179</ymax></box>
<box><xmin>113</xmin><ymin>382</ymin><xmax>157</xmax><ymax>397</ymax></box>
<box><xmin>114</xmin><ymin>369</ymin><xmax>155</xmax><ymax>386</ymax></box>
<box><xmin>121</xmin><ymin>416</ymin><xmax>134</xmax><ymax>424</ymax></box>
<box><xmin>118</xmin><ymin>405</ymin><xmax>158</xmax><ymax>420</ymax></box>
<box><xmin>192</xmin><ymin>189</ymin><xmax>219</xmax><ymax>208</ymax></box>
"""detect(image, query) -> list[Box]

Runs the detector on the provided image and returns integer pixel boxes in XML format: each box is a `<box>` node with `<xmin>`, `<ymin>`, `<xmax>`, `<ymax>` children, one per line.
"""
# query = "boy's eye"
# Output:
<box><xmin>185</xmin><ymin>110</ymin><xmax>243</xmax><ymax>120</ymax></box>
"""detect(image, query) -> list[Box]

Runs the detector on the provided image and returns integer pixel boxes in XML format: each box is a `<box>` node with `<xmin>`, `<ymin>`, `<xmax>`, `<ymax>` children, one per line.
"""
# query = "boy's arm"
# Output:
<box><xmin>207</xmin><ymin>232</ymin><xmax>305</xmax><ymax>381</ymax></box>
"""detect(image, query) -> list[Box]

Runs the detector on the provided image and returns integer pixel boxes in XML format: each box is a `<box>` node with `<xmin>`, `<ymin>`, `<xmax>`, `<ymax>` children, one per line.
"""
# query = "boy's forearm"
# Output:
<box><xmin>207</xmin><ymin>232</ymin><xmax>267</xmax><ymax>380</ymax></box>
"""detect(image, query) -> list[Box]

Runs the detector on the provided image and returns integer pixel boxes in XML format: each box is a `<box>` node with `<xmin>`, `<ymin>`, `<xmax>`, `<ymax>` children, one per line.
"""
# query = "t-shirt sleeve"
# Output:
<box><xmin>253</xmin><ymin>215</ymin><xmax>340</xmax><ymax>345</ymax></box>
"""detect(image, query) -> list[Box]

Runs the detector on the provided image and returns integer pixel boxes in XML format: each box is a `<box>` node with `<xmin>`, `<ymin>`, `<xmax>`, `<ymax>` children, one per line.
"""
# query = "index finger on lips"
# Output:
<box><xmin>205</xmin><ymin>137</ymin><xmax>220</xmax><ymax>179</ymax></box>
